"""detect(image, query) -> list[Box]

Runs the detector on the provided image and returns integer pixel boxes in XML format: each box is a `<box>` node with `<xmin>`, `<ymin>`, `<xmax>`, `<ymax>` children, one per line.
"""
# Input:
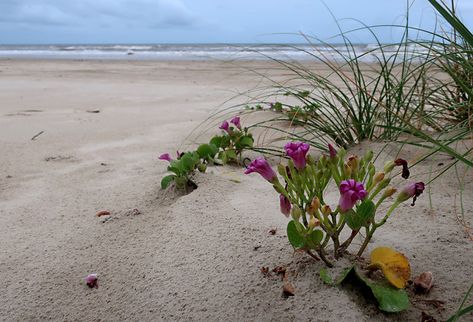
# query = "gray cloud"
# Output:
<box><xmin>0</xmin><ymin>0</ymin><xmax>196</xmax><ymax>28</ymax></box>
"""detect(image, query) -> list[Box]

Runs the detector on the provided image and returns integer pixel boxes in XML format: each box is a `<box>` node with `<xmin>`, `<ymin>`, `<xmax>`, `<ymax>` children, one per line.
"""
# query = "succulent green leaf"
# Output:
<box><xmin>160</xmin><ymin>175</ymin><xmax>176</xmax><ymax>189</ymax></box>
<box><xmin>344</xmin><ymin>267</ymin><xmax>409</xmax><ymax>313</ymax></box>
<box><xmin>287</xmin><ymin>220</ymin><xmax>305</xmax><ymax>249</ymax></box>
<box><xmin>344</xmin><ymin>209</ymin><xmax>363</xmax><ymax>230</ymax></box>
<box><xmin>197</xmin><ymin>143</ymin><xmax>218</xmax><ymax>159</ymax></box>
<box><xmin>209</xmin><ymin>136</ymin><xmax>223</xmax><ymax>149</ymax></box>
<box><xmin>226</xmin><ymin>149</ymin><xmax>238</xmax><ymax>161</ymax></box>
<box><xmin>345</xmin><ymin>200</ymin><xmax>376</xmax><ymax>230</ymax></box>
<box><xmin>319</xmin><ymin>268</ymin><xmax>333</xmax><ymax>285</ymax></box>
<box><xmin>356</xmin><ymin>199</ymin><xmax>376</xmax><ymax>223</ymax></box>
<box><xmin>368</xmin><ymin>282</ymin><xmax>410</xmax><ymax>313</ymax></box>
<box><xmin>309</xmin><ymin>230</ymin><xmax>323</xmax><ymax>245</ymax></box>
<box><xmin>238</xmin><ymin>135</ymin><xmax>254</xmax><ymax>149</ymax></box>
<box><xmin>335</xmin><ymin>265</ymin><xmax>356</xmax><ymax>285</ymax></box>
<box><xmin>180</xmin><ymin>153</ymin><xmax>198</xmax><ymax>172</ymax></box>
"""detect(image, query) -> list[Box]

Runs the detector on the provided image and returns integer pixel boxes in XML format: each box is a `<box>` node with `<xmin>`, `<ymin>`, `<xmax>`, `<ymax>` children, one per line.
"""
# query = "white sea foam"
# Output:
<box><xmin>0</xmin><ymin>44</ymin><xmax>430</xmax><ymax>62</ymax></box>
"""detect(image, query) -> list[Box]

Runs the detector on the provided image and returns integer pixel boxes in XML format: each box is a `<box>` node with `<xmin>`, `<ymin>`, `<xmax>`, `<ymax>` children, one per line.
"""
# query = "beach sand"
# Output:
<box><xmin>0</xmin><ymin>59</ymin><xmax>472</xmax><ymax>321</ymax></box>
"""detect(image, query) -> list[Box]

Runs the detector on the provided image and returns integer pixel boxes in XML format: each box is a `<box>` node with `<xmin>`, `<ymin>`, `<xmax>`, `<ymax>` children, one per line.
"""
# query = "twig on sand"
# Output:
<box><xmin>31</xmin><ymin>131</ymin><xmax>44</xmax><ymax>141</ymax></box>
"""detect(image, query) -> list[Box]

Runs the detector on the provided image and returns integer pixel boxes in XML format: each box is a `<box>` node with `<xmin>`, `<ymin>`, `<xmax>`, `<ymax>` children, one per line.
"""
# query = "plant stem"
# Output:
<box><xmin>306</xmin><ymin>250</ymin><xmax>320</xmax><ymax>261</ymax></box>
<box><xmin>316</xmin><ymin>248</ymin><xmax>334</xmax><ymax>267</ymax></box>
<box><xmin>338</xmin><ymin>229</ymin><xmax>359</xmax><ymax>257</ymax></box>
<box><xmin>357</xmin><ymin>226</ymin><xmax>373</xmax><ymax>257</ymax></box>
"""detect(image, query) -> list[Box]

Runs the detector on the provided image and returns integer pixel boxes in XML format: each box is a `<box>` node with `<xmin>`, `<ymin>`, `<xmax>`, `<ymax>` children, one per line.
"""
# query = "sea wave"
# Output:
<box><xmin>0</xmin><ymin>44</ymin><xmax>430</xmax><ymax>62</ymax></box>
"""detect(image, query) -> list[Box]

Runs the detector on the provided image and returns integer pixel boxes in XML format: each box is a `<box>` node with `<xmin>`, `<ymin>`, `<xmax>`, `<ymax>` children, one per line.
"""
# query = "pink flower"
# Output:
<box><xmin>85</xmin><ymin>273</ymin><xmax>98</xmax><ymax>288</ymax></box>
<box><xmin>279</xmin><ymin>194</ymin><xmax>291</xmax><ymax>217</ymax></box>
<box><xmin>328</xmin><ymin>144</ymin><xmax>337</xmax><ymax>159</ymax></box>
<box><xmin>338</xmin><ymin>179</ymin><xmax>367</xmax><ymax>212</ymax></box>
<box><xmin>284</xmin><ymin>142</ymin><xmax>310</xmax><ymax>170</ymax></box>
<box><xmin>244</xmin><ymin>157</ymin><xmax>277</xmax><ymax>182</ymax></box>
<box><xmin>230</xmin><ymin>116</ymin><xmax>241</xmax><ymax>129</ymax></box>
<box><xmin>159</xmin><ymin>153</ymin><xmax>172</xmax><ymax>162</ymax></box>
<box><xmin>397</xmin><ymin>182</ymin><xmax>425</xmax><ymax>206</ymax></box>
<box><xmin>219</xmin><ymin>120</ymin><xmax>230</xmax><ymax>132</ymax></box>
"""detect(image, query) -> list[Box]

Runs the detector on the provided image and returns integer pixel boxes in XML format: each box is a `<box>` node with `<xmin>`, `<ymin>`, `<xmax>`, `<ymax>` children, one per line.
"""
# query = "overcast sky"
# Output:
<box><xmin>0</xmin><ymin>0</ymin><xmax>472</xmax><ymax>44</ymax></box>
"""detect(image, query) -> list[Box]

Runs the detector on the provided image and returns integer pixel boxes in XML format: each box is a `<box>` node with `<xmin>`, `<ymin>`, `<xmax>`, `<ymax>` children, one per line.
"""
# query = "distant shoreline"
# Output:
<box><xmin>0</xmin><ymin>43</ymin><xmax>421</xmax><ymax>62</ymax></box>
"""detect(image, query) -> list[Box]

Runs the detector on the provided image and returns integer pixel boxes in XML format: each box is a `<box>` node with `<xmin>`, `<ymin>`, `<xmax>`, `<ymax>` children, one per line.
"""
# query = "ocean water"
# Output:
<box><xmin>0</xmin><ymin>43</ymin><xmax>426</xmax><ymax>62</ymax></box>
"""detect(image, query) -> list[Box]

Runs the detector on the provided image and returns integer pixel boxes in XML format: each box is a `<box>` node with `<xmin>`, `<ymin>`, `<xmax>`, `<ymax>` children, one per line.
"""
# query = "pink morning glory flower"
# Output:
<box><xmin>219</xmin><ymin>120</ymin><xmax>230</xmax><ymax>132</ymax></box>
<box><xmin>159</xmin><ymin>153</ymin><xmax>172</xmax><ymax>162</ymax></box>
<box><xmin>244</xmin><ymin>157</ymin><xmax>277</xmax><ymax>183</ymax></box>
<box><xmin>338</xmin><ymin>179</ymin><xmax>368</xmax><ymax>212</ymax></box>
<box><xmin>230</xmin><ymin>116</ymin><xmax>241</xmax><ymax>129</ymax></box>
<box><xmin>397</xmin><ymin>182</ymin><xmax>425</xmax><ymax>206</ymax></box>
<box><xmin>279</xmin><ymin>194</ymin><xmax>291</xmax><ymax>217</ymax></box>
<box><xmin>284</xmin><ymin>142</ymin><xmax>310</xmax><ymax>170</ymax></box>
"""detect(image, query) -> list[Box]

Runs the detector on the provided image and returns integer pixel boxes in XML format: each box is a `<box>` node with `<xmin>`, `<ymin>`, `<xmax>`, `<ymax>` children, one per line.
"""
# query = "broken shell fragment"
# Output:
<box><xmin>413</xmin><ymin>271</ymin><xmax>434</xmax><ymax>294</ymax></box>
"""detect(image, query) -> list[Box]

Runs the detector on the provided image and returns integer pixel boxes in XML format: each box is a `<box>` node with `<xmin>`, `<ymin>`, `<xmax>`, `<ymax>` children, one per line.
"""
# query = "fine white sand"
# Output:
<box><xmin>0</xmin><ymin>59</ymin><xmax>472</xmax><ymax>321</ymax></box>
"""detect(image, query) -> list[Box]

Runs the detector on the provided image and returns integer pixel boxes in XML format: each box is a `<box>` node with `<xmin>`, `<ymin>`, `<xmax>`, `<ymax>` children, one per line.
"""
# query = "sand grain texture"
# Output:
<box><xmin>0</xmin><ymin>60</ymin><xmax>472</xmax><ymax>321</ymax></box>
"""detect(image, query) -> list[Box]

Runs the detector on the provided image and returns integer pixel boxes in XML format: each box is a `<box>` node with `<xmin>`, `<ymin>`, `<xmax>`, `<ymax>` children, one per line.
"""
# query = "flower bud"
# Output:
<box><xmin>382</xmin><ymin>186</ymin><xmax>397</xmax><ymax>198</ymax></box>
<box><xmin>343</xmin><ymin>163</ymin><xmax>352</xmax><ymax>177</ymax></box>
<box><xmin>308</xmin><ymin>216</ymin><xmax>320</xmax><ymax>229</ymax></box>
<box><xmin>368</xmin><ymin>162</ymin><xmax>376</xmax><ymax>176</ymax></box>
<box><xmin>321</xmin><ymin>205</ymin><xmax>332</xmax><ymax>216</ymax></box>
<box><xmin>373</xmin><ymin>172</ymin><xmax>385</xmax><ymax>184</ymax></box>
<box><xmin>364</xmin><ymin>150</ymin><xmax>374</xmax><ymax>163</ymax></box>
<box><xmin>347</xmin><ymin>155</ymin><xmax>359</xmax><ymax>172</ymax></box>
<box><xmin>307</xmin><ymin>197</ymin><xmax>320</xmax><ymax>215</ymax></box>
<box><xmin>328</xmin><ymin>144</ymin><xmax>337</xmax><ymax>159</ymax></box>
<box><xmin>384</xmin><ymin>161</ymin><xmax>395</xmax><ymax>173</ymax></box>
<box><xmin>378</xmin><ymin>178</ymin><xmax>391</xmax><ymax>190</ymax></box>
<box><xmin>279</xmin><ymin>194</ymin><xmax>291</xmax><ymax>217</ymax></box>
<box><xmin>291</xmin><ymin>205</ymin><xmax>302</xmax><ymax>221</ymax></box>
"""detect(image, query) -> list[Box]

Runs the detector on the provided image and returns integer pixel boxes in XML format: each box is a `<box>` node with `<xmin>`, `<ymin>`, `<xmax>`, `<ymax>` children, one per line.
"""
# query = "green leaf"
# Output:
<box><xmin>335</xmin><ymin>265</ymin><xmax>355</xmax><ymax>285</ymax></box>
<box><xmin>287</xmin><ymin>220</ymin><xmax>305</xmax><ymax>249</ymax></box>
<box><xmin>309</xmin><ymin>230</ymin><xmax>323</xmax><ymax>245</ymax></box>
<box><xmin>160</xmin><ymin>175</ymin><xmax>176</xmax><ymax>189</ymax></box>
<box><xmin>226</xmin><ymin>149</ymin><xmax>238</xmax><ymax>161</ymax></box>
<box><xmin>353</xmin><ymin>268</ymin><xmax>409</xmax><ymax>313</ymax></box>
<box><xmin>238</xmin><ymin>135</ymin><xmax>254</xmax><ymax>149</ymax></box>
<box><xmin>344</xmin><ymin>209</ymin><xmax>363</xmax><ymax>230</ymax></box>
<box><xmin>356</xmin><ymin>199</ymin><xmax>376</xmax><ymax>224</ymax></box>
<box><xmin>209</xmin><ymin>136</ymin><xmax>223</xmax><ymax>149</ymax></box>
<box><xmin>219</xmin><ymin>151</ymin><xmax>228</xmax><ymax>164</ymax></box>
<box><xmin>180</xmin><ymin>153</ymin><xmax>198</xmax><ymax>172</ymax></box>
<box><xmin>319</xmin><ymin>268</ymin><xmax>333</xmax><ymax>285</ymax></box>
<box><xmin>344</xmin><ymin>200</ymin><xmax>376</xmax><ymax>230</ymax></box>
<box><xmin>197</xmin><ymin>143</ymin><xmax>218</xmax><ymax>159</ymax></box>
<box><xmin>368</xmin><ymin>282</ymin><xmax>410</xmax><ymax>313</ymax></box>
<box><xmin>168</xmin><ymin>160</ymin><xmax>185</xmax><ymax>176</ymax></box>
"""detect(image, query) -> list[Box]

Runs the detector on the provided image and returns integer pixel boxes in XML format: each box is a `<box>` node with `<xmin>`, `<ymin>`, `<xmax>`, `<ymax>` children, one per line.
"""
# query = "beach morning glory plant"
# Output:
<box><xmin>210</xmin><ymin>116</ymin><xmax>254</xmax><ymax>164</ymax></box>
<box><xmin>245</xmin><ymin>142</ymin><xmax>424</xmax><ymax>267</ymax></box>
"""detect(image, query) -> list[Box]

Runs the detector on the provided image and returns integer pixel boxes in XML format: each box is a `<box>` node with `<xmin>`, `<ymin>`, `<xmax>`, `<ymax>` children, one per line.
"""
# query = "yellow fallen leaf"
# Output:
<box><xmin>370</xmin><ymin>247</ymin><xmax>411</xmax><ymax>289</ymax></box>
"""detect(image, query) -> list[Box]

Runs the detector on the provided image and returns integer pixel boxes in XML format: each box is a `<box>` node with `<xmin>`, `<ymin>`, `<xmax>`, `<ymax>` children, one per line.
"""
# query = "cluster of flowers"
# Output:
<box><xmin>213</xmin><ymin>116</ymin><xmax>254</xmax><ymax>164</ymax></box>
<box><xmin>159</xmin><ymin>116</ymin><xmax>254</xmax><ymax>190</ymax></box>
<box><xmin>245</xmin><ymin>142</ymin><xmax>424</xmax><ymax>267</ymax></box>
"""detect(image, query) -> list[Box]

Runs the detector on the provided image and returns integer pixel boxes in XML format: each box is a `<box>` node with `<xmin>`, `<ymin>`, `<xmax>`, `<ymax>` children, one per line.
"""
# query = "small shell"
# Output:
<box><xmin>283</xmin><ymin>282</ymin><xmax>295</xmax><ymax>296</ymax></box>
<box><xmin>96</xmin><ymin>210</ymin><xmax>111</xmax><ymax>217</ymax></box>
<box><xmin>414</xmin><ymin>271</ymin><xmax>434</xmax><ymax>294</ymax></box>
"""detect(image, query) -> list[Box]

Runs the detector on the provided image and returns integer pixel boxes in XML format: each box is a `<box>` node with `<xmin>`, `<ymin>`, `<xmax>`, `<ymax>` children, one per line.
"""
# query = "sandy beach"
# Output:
<box><xmin>0</xmin><ymin>59</ymin><xmax>472</xmax><ymax>321</ymax></box>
